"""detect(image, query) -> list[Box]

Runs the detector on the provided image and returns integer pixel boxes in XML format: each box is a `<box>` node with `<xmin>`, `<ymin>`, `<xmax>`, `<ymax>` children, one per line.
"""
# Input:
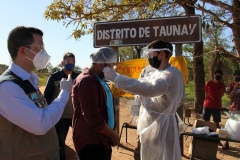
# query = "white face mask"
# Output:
<box><xmin>25</xmin><ymin>48</ymin><xmax>51</xmax><ymax>70</ymax></box>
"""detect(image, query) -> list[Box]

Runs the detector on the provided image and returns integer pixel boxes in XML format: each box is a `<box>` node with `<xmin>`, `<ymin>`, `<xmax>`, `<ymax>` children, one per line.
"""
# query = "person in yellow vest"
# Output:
<box><xmin>0</xmin><ymin>26</ymin><xmax>73</xmax><ymax>160</ymax></box>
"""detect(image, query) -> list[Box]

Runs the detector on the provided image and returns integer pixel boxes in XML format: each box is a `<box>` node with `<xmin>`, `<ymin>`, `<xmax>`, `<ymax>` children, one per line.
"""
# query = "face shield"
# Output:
<box><xmin>142</xmin><ymin>48</ymin><xmax>171</xmax><ymax>58</ymax></box>
<box><xmin>141</xmin><ymin>47</ymin><xmax>171</xmax><ymax>68</ymax></box>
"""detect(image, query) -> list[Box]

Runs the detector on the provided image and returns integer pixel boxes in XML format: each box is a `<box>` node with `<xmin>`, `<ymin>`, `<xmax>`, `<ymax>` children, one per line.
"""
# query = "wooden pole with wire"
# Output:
<box><xmin>175</xmin><ymin>43</ymin><xmax>184</xmax><ymax>155</ymax></box>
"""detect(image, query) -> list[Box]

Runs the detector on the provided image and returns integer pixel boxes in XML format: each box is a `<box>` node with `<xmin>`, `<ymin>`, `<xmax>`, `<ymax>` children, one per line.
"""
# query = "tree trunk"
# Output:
<box><xmin>178</xmin><ymin>0</ymin><xmax>205</xmax><ymax>113</ymax></box>
<box><xmin>209</xmin><ymin>52</ymin><xmax>220</xmax><ymax>80</ymax></box>
<box><xmin>134</xmin><ymin>46</ymin><xmax>143</xmax><ymax>59</ymax></box>
<box><xmin>193</xmin><ymin>42</ymin><xmax>205</xmax><ymax>113</ymax></box>
<box><xmin>232</xmin><ymin>0</ymin><xmax>240</xmax><ymax>57</ymax></box>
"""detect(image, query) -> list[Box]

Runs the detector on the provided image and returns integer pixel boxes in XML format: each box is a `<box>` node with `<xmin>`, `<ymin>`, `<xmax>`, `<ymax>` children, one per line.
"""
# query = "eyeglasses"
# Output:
<box><xmin>26</xmin><ymin>44</ymin><xmax>45</xmax><ymax>50</ymax></box>
<box><xmin>64</xmin><ymin>60</ymin><xmax>75</xmax><ymax>64</ymax></box>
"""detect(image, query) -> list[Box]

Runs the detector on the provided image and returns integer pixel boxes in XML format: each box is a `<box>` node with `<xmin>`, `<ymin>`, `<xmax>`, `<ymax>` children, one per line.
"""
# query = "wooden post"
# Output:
<box><xmin>175</xmin><ymin>43</ymin><xmax>184</xmax><ymax>155</ymax></box>
<box><xmin>175</xmin><ymin>44</ymin><xmax>182</xmax><ymax>56</ymax></box>
<box><xmin>111</xmin><ymin>47</ymin><xmax>120</xmax><ymax>134</ymax></box>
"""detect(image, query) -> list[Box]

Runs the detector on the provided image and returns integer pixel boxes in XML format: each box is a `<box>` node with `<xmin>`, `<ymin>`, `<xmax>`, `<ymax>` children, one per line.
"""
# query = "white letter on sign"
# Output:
<box><xmin>110</xmin><ymin>29</ymin><xmax>116</xmax><ymax>39</ymax></box>
<box><xmin>166</xmin><ymin>26</ymin><xmax>172</xmax><ymax>36</ymax></box>
<box><xmin>173</xmin><ymin>25</ymin><xmax>180</xmax><ymax>36</ymax></box>
<box><xmin>139</xmin><ymin>27</ymin><xmax>145</xmax><ymax>38</ymax></box>
<box><xmin>105</xmin><ymin>30</ymin><xmax>110</xmax><ymax>39</ymax></box>
<box><xmin>124</xmin><ymin>28</ymin><xmax>130</xmax><ymax>38</ymax></box>
<box><xmin>181</xmin><ymin>24</ymin><xmax>188</xmax><ymax>35</ymax></box>
<box><xmin>130</xmin><ymin>28</ymin><xmax>137</xmax><ymax>38</ymax></box>
<box><xmin>159</xmin><ymin>26</ymin><xmax>166</xmax><ymax>36</ymax></box>
<box><xmin>116</xmin><ymin>29</ymin><xmax>121</xmax><ymax>39</ymax></box>
<box><xmin>145</xmin><ymin>27</ymin><xmax>150</xmax><ymax>37</ymax></box>
<box><xmin>189</xmin><ymin>24</ymin><xmax>197</xmax><ymax>35</ymax></box>
<box><xmin>97</xmin><ymin>30</ymin><xmax>102</xmax><ymax>40</ymax></box>
<box><xmin>153</xmin><ymin>26</ymin><xmax>159</xmax><ymax>37</ymax></box>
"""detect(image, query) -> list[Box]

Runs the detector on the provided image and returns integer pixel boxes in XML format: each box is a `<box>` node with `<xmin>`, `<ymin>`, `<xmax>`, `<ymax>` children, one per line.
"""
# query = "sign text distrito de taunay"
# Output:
<box><xmin>94</xmin><ymin>15</ymin><xmax>201</xmax><ymax>47</ymax></box>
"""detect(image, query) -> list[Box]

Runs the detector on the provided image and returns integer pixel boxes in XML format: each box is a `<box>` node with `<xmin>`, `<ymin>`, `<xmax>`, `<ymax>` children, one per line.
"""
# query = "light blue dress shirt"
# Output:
<box><xmin>0</xmin><ymin>63</ymin><xmax>69</xmax><ymax>135</ymax></box>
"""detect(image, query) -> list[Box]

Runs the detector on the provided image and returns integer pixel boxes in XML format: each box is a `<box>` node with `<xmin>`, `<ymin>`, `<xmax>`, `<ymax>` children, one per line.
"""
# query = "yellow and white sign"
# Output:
<box><xmin>110</xmin><ymin>56</ymin><xmax>188</xmax><ymax>98</ymax></box>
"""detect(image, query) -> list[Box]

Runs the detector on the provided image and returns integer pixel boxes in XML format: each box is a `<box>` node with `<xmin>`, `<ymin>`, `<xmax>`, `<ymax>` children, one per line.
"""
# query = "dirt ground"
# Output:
<box><xmin>39</xmin><ymin>86</ymin><xmax>240</xmax><ymax>160</ymax></box>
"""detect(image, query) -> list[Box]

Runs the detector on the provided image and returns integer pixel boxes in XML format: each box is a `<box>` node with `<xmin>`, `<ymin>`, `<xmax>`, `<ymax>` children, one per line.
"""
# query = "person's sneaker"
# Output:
<box><xmin>222</xmin><ymin>142</ymin><xmax>229</xmax><ymax>150</ymax></box>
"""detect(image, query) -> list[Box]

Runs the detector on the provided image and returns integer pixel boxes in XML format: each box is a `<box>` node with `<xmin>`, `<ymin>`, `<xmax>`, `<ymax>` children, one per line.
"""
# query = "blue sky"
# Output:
<box><xmin>0</xmin><ymin>0</ymin><xmax>95</xmax><ymax>68</ymax></box>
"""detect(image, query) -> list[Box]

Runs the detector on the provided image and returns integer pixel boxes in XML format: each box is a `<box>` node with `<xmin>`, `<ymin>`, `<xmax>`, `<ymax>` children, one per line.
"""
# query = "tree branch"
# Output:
<box><xmin>194</xmin><ymin>4</ymin><xmax>232</xmax><ymax>28</ymax></box>
<box><xmin>199</xmin><ymin>0</ymin><xmax>236</xmax><ymax>11</ymax></box>
<box><xmin>109</xmin><ymin>2</ymin><xmax>148</xmax><ymax>21</ymax></box>
<box><xmin>218</xmin><ymin>47</ymin><xmax>240</xmax><ymax>62</ymax></box>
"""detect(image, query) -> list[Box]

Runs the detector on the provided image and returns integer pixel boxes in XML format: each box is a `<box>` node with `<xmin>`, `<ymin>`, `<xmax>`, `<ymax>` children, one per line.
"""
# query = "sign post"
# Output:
<box><xmin>175</xmin><ymin>43</ymin><xmax>184</xmax><ymax>154</ymax></box>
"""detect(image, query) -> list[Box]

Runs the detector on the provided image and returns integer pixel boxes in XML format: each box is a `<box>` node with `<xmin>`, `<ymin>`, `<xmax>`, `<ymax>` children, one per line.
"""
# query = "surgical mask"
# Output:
<box><xmin>65</xmin><ymin>63</ymin><xmax>75</xmax><ymax>71</ymax></box>
<box><xmin>148</xmin><ymin>56</ymin><xmax>161</xmax><ymax>69</ymax></box>
<box><xmin>26</xmin><ymin>48</ymin><xmax>50</xmax><ymax>70</ymax></box>
<box><xmin>215</xmin><ymin>75</ymin><xmax>221</xmax><ymax>81</ymax></box>
<box><xmin>235</xmin><ymin>77</ymin><xmax>240</xmax><ymax>82</ymax></box>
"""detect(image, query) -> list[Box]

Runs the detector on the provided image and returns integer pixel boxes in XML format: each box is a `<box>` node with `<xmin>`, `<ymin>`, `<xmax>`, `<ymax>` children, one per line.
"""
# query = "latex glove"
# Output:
<box><xmin>60</xmin><ymin>74</ymin><xmax>73</xmax><ymax>93</ymax></box>
<box><xmin>103</xmin><ymin>66</ymin><xmax>118</xmax><ymax>82</ymax></box>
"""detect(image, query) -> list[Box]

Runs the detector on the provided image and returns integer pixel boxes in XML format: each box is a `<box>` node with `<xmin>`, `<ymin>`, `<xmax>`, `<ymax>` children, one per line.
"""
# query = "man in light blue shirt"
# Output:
<box><xmin>0</xmin><ymin>26</ymin><xmax>73</xmax><ymax>160</ymax></box>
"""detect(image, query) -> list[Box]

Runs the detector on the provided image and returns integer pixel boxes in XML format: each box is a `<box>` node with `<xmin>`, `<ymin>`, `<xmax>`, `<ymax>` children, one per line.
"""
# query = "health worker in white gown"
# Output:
<box><xmin>103</xmin><ymin>40</ymin><xmax>185</xmax><ymax>160</ymax></box>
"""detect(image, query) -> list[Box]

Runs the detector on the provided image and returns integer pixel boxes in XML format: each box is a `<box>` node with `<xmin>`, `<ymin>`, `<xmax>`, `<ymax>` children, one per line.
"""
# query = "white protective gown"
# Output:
<box><xmin>114</xmin><ymin>65</ymin><xmax>185</xmax><ymax>160</ymax></box>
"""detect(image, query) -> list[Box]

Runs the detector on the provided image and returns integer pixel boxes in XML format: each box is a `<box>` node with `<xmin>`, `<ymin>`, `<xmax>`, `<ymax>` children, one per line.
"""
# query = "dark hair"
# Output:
<box><xmin>165</xmin><ymin>42</ymin><xmax>173</xmax><ymax>52</ymax></box>
<box><xmin>7</xmin><ymin>26</ymin><xmax>43</xmax><ymax>60</ymax></box>
<box><xmin>215</xmin><ymin>70</ymin><xmax>223</xmax><ymax>75</ymax></box>
<box><xmin>63</xmin><ymin>52</ymin><xmax>75</xmax><ymax>60</ymax></box>
<box><xmin>234</xmin><ymin>70</ymin><xmax>240</xmax><ymax>76</ymax></box>
<box><xmin>147</xmin><ymin>39</ymin><xmax>170</xmax><ymax>58</ymax></box>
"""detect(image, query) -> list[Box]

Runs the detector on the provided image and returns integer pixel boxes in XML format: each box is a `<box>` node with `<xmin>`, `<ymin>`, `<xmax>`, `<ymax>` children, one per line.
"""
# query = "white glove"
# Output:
<box><xmin>103</xmin><ymin>66</ymin><xmax>118</xmax><ymax>82</ymax></box>
<box><xmin>60</xmin><ymin>74</ymin><xmax>73</xmax><ymax>93</ymax></box>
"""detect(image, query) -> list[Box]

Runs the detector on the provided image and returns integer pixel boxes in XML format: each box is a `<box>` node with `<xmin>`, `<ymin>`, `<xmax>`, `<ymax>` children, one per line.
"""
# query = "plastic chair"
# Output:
<box><xmin>117</xmin><ymin>104</ymin><xmax>139</xmax><ymax>149</ymax></box>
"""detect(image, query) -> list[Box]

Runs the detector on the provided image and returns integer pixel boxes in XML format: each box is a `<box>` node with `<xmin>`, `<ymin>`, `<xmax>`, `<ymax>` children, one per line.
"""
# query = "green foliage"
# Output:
<box><xmin>184</xmin><ymin>81</ymin><xmax>194</xmax><ymax>105</ymax></box>
<box><xmin>44</xmin><ymin>0</ymin><xmax>177</xmax><ymax>39</ymax></box>
<box><xmin>119</xmin><ymin>46</ymin><xmax>138</xmax><ymax>61</ymax></box>
<box><xmin>0</xmin><ymin>64</ymin><xmax>8</xmax><ymax>75</ymax></box>
<box><xmin>222</xmin><ymin>94</ymin><xmax>230</xmax><ymax>109</ymax></box>
<box><xmin>38</xmin><ymin>73</ymin><xmax>51</xmax><ymax>86</ymax></box>
<box><xmin>197</xmin><ymin>19</ymin><xmax>240</xmax><ymax>85</ymax></box>
<box><xmin>184</xmin><ymin>81</ymin><xmax>230</xmax><ymax>109</ymax></box>
<box><xmin>37</xmin><ymin>65</ymin><xmax>82</xmax><ymax>86</ymax></box>
<box><xmin>52</xmin><ymin>67</ymin><xmax>61</xmax><ymax>73</ymax></box>
<box><xmin>73</xmin><ymin>65</ymin><xmax>82</xmax><ymax>73</ymax></box>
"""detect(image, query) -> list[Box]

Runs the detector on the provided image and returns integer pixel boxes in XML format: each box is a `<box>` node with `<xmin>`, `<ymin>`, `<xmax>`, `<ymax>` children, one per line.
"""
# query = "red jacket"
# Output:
<box><xmin>72</xmin><ymin>68</ymin><xmax>112</xmax><ymax>153</ymax></box>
